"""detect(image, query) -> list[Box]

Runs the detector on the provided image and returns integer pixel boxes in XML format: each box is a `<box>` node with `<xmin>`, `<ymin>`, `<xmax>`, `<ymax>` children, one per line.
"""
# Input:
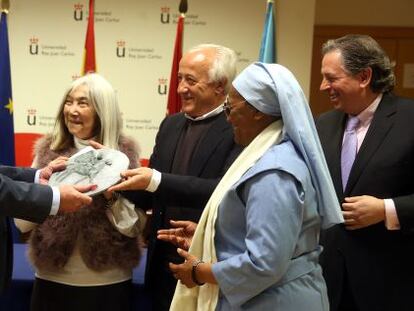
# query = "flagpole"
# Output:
<box><xmin>179</xmin><ymin>0</ymin><xmax>188</xmax><ymax>14</ymax></box>
<box><xmin>1</xmin><ymin>0</ymin><xmax>10</xmax><ymax>14</ymax></box>
<box><xmin>166</xmin><ymin>0</ymin><xmax>187</xmax><ymax>115</ymax></box>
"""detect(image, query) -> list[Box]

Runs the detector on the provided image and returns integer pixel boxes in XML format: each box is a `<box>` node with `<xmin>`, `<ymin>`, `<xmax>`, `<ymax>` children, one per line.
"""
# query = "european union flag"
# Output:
<box><xmin>0</xmin><ymin>12</ymin><xmax>15</xmax><ymax>166</ymax></box>
<box><xmin>259</xmin><ymin>0</ymin><xmax>276</xmax><ymax>64</ymax></box>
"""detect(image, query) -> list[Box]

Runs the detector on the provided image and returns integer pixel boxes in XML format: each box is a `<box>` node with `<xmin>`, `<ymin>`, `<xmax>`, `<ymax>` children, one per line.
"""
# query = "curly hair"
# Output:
<box><xmin>322</xmin><ymin>34</ymin><xmax>395</xmax><ymax>93</ymax></box>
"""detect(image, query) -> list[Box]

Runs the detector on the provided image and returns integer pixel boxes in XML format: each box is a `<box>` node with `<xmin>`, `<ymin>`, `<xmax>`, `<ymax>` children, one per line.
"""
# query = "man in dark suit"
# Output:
<box><xmin>0</xmin><ymin>165</ymin><xmax>94</xmax><ymax>293</ymax></box>
<box><xmin>110</xmin><ymin>44</ymin><xmax>241</xmax><ymax>311</ymax></box>
<box><xmin>316</xmin><ymin>34</ymin><xmax>414</xmax><ymax>311</ymax></box>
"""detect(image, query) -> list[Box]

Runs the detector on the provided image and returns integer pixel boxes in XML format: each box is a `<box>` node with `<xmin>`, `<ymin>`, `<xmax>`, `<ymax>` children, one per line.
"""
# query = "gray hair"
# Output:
<box><xmin>51</xmin><ymin>73</ymin><xmax>123</xmax><ymax>150</ymax></box>
<box><xmin>188</xmin><ymin>44</ymin><xmax>237</xmax><ymax>93</ymax></box>
<box><xmin>322</xmin><ymin>34</ymin><xmax>395</xmax><ymax>93</ymax></box>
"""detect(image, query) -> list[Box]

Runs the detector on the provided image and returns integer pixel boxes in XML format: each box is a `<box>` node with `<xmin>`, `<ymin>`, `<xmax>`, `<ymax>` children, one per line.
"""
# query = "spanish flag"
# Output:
<box><xmin>82</xmin><ymin>0</ymin><xmax>96</xmax><ymax>74</ymax></box>
<box><xmin>166</xmin><ymin>0</ymin><xmax>187</xmax><ymax>115</ymax></box>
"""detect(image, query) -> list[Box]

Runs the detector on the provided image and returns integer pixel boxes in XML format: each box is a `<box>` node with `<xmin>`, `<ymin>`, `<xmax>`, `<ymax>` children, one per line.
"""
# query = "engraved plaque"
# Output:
<box><xmin>48</xmin><ymin>146</ymin><xmax>129</xmax><ymax>196</ymax></box>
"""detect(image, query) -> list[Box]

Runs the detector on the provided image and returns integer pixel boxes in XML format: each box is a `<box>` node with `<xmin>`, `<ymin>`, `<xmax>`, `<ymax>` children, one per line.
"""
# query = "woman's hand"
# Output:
<box><xmin>103</xmin><ymin>190</ymin><xmax>114</xmax><ymax>200</ymax></box>
<box><xmin>169</xmin><ymin>248</ymin><xmax>199</xmax><ymax>288</ymax></box>
<box><xmin>89</xmin><ymin>140</ymin><xmax>105</xmax><ymax>149</ymax></box>
<box><xmin>157</xmin><ymin>220</ymin><xmax>197</xmax><ymax>250</ymax></box>
<box><xmin>39</xmin><ymin>156</ymin><xmax>68</xmax><ymax>184</ymax></box>
<box><xmin>169</xmin><ymin>248</ymin><xmax>217</xmax><ymax>288</ymax></box>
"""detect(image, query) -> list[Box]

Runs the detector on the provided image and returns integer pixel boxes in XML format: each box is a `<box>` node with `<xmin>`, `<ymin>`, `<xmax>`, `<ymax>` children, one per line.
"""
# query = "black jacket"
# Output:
<box><xmin>0</xmin><ymin>166</ymin><xmax>52</xmax><ymax>293</ymax></box>
<box><xmin>316</xmin><ymin>93</ymin><xmax>414</xmax><ymax>311</ymax></box>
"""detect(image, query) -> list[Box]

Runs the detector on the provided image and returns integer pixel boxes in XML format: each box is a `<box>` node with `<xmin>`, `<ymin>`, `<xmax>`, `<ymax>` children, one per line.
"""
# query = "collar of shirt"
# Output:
<box><xmin>356</xmin><ymin>93</ymin><xmax>383</xmax><ymax>128</ymax></box>
<box><xmin>184</xmin><ymin>104</ymin><xmax>224</xmax><ymax>121</ymax></box>
<box><xmin>348</xmin><ymin>93</ymin><xmax>382</xmax><ymax>151</ymax></box>
<box><xmin>73</xmin><ymin>136</ymin><xmax>94</xmax><ymax>150</ymax></box>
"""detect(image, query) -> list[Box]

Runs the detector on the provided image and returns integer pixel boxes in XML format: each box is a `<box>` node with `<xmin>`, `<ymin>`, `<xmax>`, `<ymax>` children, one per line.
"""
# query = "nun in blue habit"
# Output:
<box><xmin>166</xmin><ymin>62</ymin><xmax>344</xmax><ymax>311</ymax></box>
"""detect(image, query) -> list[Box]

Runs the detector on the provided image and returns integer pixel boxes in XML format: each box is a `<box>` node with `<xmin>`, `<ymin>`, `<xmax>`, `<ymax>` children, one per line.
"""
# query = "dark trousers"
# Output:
<box><xmin>147</xmin><ymin>241</ymin><xmax>183</xmax><ymax>311</ymax></box>
<box><xmin>31</xmin><ymin>278</ymin><xmax>133</xmax><ymax>311</ymax></box>
<box><xmin>149</xmin><ymin>262</ymin><xmax>177</xmax><ymax>311</ymax></box>
<box><xmin>337</xmin><ymin>272</ymin><xmax>360</xmax><ymax>311</ymax></box>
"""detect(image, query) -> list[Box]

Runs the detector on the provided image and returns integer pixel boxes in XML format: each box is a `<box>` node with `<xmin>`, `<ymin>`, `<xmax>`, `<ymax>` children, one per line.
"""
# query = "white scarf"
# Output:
<box><xmin>170</xmin><ymin>120</ymin><xmax>283</xmax><ymax>311</ymax></box>
<box><xmin>75</xmin><ymin>137</ymin><xmax>143</xmax><ymax>238</ymax></box>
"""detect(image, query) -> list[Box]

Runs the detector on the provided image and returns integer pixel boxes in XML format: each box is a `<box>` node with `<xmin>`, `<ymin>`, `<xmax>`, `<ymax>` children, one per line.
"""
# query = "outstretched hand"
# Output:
<box><xmin>157</xmin><ymin>220</ymin><xmax>197</xmax><ymax>250</ymax></box>
<box><xmin>108</xmin><ymin>167</ymin><xmax>153</xmax><ymax>192</ymax></box>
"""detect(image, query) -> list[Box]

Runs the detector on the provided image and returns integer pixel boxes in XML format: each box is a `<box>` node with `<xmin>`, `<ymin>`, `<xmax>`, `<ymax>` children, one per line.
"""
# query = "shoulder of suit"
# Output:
<box><xmin>160</xmin><ymin>112</ymin><xmax>185</xmax><ymax>127</ymax></box>
<box><xmin>390</xmin><ymin>94</ymin><xmax>414</xmax><ymax>106</ymax></box>
<box><xmin>382</xmin><ymin>93</ymin><xmax>414</xmax><ymax>114</ymax></box>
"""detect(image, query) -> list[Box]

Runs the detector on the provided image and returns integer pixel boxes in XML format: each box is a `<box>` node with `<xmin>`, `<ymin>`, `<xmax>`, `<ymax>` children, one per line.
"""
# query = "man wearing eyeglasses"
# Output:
<box><xmin>110</xmin><ymin>44</ymin><xmax>242</xmax><ymax>311</ymax></box>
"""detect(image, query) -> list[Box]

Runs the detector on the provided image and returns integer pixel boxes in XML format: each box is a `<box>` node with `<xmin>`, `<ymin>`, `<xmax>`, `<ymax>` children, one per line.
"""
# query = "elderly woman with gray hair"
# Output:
<box><xmin>15</xmin><ymin>73</ymin><xmax>143</xmax><ymax>311</ymax></box>
<box><xmin>158</xmin><ymin>62</ymin><xmax>343</xmax><ymax>311</ymax></box>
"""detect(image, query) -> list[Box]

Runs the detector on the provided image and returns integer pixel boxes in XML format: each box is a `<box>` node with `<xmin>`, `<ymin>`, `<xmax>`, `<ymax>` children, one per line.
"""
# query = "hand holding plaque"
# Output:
<box><xmin>48</xmin><ymin>146</ymin><xmax>129</xmax><ymax>196</ymax></box>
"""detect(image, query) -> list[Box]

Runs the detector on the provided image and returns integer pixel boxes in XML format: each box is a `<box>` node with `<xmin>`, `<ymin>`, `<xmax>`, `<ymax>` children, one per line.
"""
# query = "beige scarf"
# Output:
<box><xmin>170</xmin><ymin>120</ymin><xmax>283</xmax><ymax>311</ymax></box>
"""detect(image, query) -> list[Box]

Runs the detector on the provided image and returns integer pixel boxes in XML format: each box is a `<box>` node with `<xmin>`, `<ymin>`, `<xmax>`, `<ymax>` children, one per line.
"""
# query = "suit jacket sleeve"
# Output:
<box><xmin>0</xmin><ymin>166</ymin><xmax>52</xmax><ymax>223</ymax></box>
<box><xmin>394</xmin><ymin>195</ymin><xmax>414</xmax><ymax>231</ymax></box>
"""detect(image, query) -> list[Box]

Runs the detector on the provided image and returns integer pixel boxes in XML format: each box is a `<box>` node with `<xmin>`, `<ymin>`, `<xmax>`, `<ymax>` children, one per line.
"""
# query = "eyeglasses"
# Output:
<box><xmin>223</xmin><ymin>96</ymin><xmax>256</xmax><ymax>116</ymax></box>
<box><xmin>223</xmin><ymin>96</ymin><xmax>248</xmax><ymax>116</ymax></box>
<box><xmin>223</xmin><ymin>97</ymin><xmax>232</xmax><ymax>116</ymax></box>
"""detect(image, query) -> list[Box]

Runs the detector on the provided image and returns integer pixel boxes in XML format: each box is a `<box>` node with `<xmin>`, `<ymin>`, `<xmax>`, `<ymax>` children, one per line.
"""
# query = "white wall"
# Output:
<box><xmin>277</xmin><ymin>0</ymin><xmax>316</xmax><ymax>98</ymax></box>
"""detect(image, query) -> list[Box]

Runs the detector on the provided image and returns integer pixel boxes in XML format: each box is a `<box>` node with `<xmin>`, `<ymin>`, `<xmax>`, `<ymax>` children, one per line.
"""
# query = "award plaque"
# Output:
<box><xmin>48</xmin><ymin>146</ymin><xmax>129</xmax><ymax>196</ymax></box>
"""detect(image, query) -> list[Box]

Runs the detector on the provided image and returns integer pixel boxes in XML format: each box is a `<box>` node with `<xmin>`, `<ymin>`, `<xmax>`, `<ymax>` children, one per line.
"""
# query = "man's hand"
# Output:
<box><xmin>342</xmin><ymin>195</ymin><xmax>385</xmax><ymax>230</ymax></box>
<box><xmin>157</xmin><ymin>220</ymin><xmax>197</xmax><ymax>251</ymax></box>
<box><xmin>39</xmin><ymin>156</ymin><xmax>68</xmax><ymax>185</ymax></box>
<box><xmin>108</xmin><ymin>167</ymin><xmax>153</xmax><ymax>192</ymax></box>
<box><xmin>58</xmin><ymin>184</ymin><xmax>96</xmax><ymax>213</ymax></box>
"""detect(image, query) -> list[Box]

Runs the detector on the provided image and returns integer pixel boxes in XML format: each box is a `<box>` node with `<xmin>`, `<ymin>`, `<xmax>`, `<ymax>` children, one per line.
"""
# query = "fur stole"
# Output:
<box><xmin>29</xmin><ymin>134</ymin><xmax>142</xmax><ymax>272</ymax></box>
